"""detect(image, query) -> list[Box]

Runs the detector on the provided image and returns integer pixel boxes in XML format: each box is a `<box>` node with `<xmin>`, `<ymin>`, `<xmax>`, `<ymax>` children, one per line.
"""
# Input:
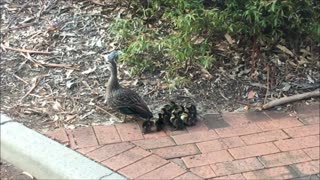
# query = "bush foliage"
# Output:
<box><xmin>108</xmin><ymin>0</ymin><xmax>319</xmax><ymax>77</ymax></box>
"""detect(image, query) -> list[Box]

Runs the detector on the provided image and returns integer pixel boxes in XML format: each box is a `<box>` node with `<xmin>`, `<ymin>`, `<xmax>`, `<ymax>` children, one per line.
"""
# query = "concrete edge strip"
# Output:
<box><xmin>0</xmin><ymin>114</ymin><xmax>126</xmax><ymax>180</ymax></box>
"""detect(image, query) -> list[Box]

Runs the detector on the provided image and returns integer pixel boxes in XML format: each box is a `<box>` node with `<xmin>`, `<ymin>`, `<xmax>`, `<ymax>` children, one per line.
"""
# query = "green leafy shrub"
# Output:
<box><xmin>108</xmin><ymin>0</ymin><xmax>319</xmax><ymax>79</ymax></box>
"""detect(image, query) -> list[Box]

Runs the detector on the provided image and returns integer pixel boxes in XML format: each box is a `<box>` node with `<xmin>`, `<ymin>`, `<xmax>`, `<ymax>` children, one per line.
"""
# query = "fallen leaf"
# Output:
<box><xmin>81</xmin><ymin>64</ymin><xmax>96</xmax><ymax>75</ymax></box>
<box><xmin>276</xmin><ymin>44</ymin><xmax>294</xmax><ymax>57</ymax></box>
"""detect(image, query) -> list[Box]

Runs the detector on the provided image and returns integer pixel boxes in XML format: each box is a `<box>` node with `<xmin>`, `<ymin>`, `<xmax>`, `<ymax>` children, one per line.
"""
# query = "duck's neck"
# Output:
<box><xmin>107</xmin><ymin>61</ymin><xmax>121</xmax><ymax>92</ymax></box>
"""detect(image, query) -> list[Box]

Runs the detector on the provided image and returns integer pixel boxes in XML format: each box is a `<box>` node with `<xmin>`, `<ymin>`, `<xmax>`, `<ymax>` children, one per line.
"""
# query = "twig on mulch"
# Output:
<box><xmin>262</xmin><ymin>89</ymin><xmax>320</xmax><ymax>110</ymax></box>
<box><xmin>20</xmin><ymin>75</ymin><xmax>49</xmax><ymax>100</ymax></box>
<box><xmin>1</xmin><ymin>43</ymin><xmax>53</xmax><ymax>55</ymax></box>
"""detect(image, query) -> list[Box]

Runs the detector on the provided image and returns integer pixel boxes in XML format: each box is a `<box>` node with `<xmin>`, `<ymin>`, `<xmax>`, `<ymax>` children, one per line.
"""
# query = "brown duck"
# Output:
<box><xmin>103</xmin><ymin>51</ymin><xmax>153</xmax><ymax>122</ymax></box>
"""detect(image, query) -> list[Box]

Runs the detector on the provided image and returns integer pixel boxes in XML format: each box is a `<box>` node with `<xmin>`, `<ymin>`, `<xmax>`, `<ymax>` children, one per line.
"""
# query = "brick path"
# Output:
<box><xmin>44</xmin><ymin>103</ymin><xmax>320</xmax><ymax>179</ymax></box>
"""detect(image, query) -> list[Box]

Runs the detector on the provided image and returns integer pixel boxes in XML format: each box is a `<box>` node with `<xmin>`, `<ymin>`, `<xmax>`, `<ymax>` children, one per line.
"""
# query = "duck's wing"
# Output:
<box><xmin>109</xmin><ymin>88</ymin><xmax>153</xmax><ymax>119</ymax></box>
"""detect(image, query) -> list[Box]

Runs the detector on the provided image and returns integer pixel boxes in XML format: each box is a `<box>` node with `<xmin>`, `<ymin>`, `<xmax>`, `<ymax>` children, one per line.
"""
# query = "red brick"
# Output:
<box><xmin>45</xmin><ymin>128</ymin><xmax>69</xmax><ymax>144</ymax></box>
<box><xmin>242</xmin><ymin>166</ymin><xmax>298</xmax><ymax>179</ymax></box>
<box><xmin>132</xmin><ymin>136</ymin><xmax>175</xmax><ymax>149</ymax></box>
<box><xmin>304</xmin><ymin>147</ymin><xmax>320</xmax><ymax>160</ymax></box>
<box><xmin>152</xmin><ymin>144</ymin><xmax>200</xmax><ymax>159</ymax></box>
<box><xmin>187</xmin><ymin>121</ymin><xmax>209</xmax><ymax>133</ymax></box>
<box><xmin>170</xmin><ymin>158</ymin><xmax>187</xmax><ymax>169</ymax></box>
<box><xmin>165</xmin><ymin>128</ymin><xmax>188</xmax><ymax>136</ymax></box>
<box><xmin>76</xmin><ymin>146</ymin><xmax>101</xmax><ymax>155</ymax></box>
<box><xmin>86</xmin><ymin>142</ymin><xmax>134</xmax><ymax>162</ymax></box>
<box><xmin>283</xmin><ymin>124</ymin><xmax>320</xmax><ymax>138</ymax></box>
<box><xmin>115</xmin><ymin>123</ymin><xmax>144</xmax><ymax>141</ymax></box>
<box><xmin>260</xmin><ymin>150</ymin><xmax>311</xmax><ymax>167</ymax></box>
<box><xmin>72</xmin><ymin>127</ymin><xmax>99</xmax><ymax>148</ymax></box>
<box><xmin>138</xmin><ymin>162</ymin><xmax>186</xmax><ymax>179</ymax></box>
<box><xmin>66</xmin><ymin>129</ymin><xmax>77</xmax><ymax>149</ymax></box>
<box><xmin>240</xmin><ymin>130</ymin><xmax>289</xmax><ymax>145</ymax></box>
<box><xmin>143</xmin><ymin>131</ymin><xmax>167</xmax><ymax>139</ymax></box>
<box><xmin>211</xmin><ymin>174</ymin><xmax>245</xmax><ymax>180</ymax></box>
<box><xmin>274</xmin><ymin>135</ymin><xmax>320</xmax><ymax>151</ymax></box>
<box><xmin>182</xmin><ymin>150</ymin><xmax>233</xmax><ymax>168</ymax></box>
<box><xmin>172</xmin><ymin>131</ymin><xmax>219</xmax><ymax>145</ymax></box>
<box><xmin>221</xmin><ymin>113</ymin><xmax>251</xmax><ymax>127</ymax></box>
<box><xmin>221</xmin><ymin>137</ymin><xmax>245</xmax><ymax>148</ymax></box>
<box><xmin>93</xmin><ymin>125</ymin><xmax>121</xmax><ymax>145</ymax></box>
<box><xmin>299</xmin><ymin>114</ymin><xmax>320</xmax><ymax>125</ymax></box>
<box><xmin>118</xmin><ymin>155</ymin><xmax>168</xmax><ymax>179</ymax></box>
<box><xmin>190</xmin><ymin>166</ymin><xmax>216</xmax><ymax>178</ymax></box>
<box><xmin>196</xmin><ymin>140</ymin><xmax>228</xmax><ymax>153</ymax></box>
<box><xmin>215</xmin><ymin>124</ymin><xmax>261</xmax><ymax>138</ymax></box>
<box><xmin>210</xmin><ymin>157</ymin><xmax>264</xmax><ymax>176</ymax></box>
<box><xmin>101</xmin><ymin>147</ymin><xmax>151</xmax><ymax>170</ymax></box>
<box><xmin>174</xmin><ymin>172</ymin><xmax>202</xmax><ymax>179</ymax></box>
<box><xmin>256</xmin><ymin>117</ymin><xmax>303</xmax><ymax>131</ymax></box>
<box><xmin>293</xmin><ymin>160</ymin><xmax>320</xmax><ymax>176</ymax></box>
<box><xmin>228</xmin><ymin>142</ymin><xmax>280</xmax><ymax>159</ymax></box>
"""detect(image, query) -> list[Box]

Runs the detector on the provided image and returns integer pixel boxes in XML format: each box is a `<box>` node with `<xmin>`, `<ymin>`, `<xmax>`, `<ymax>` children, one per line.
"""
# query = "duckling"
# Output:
<box><xmin>181</xmin><ymin>112</ymin><xmax>193</xmax><ymax>126</ymax></box>
<box><xmin>142</xmin><ymin>120</ymin><xmax>154</xmax><ymax>134</ymax></box>
<box><xmin>170</xmin><ymin>105</ymin><xmax>186</xmax><ymax>130</ymax></box>
<box><xmin>170</xmin><ymin>113</ymin><xmax>185</xmax><ymax>130</ymax></box>
<box><xmin>186</xmin><ymin>102</ymin><xmax>197</xmax><ymax>125</ymax></box>
<box><xmin>160</xmin><ymin>108</ymin><xmax>171</xmax><ymax>125</ymax></box>
<box><xmin>155</xmin><ymin>113</ymin><xmax>165</xmax><ymax>131</ymax></box>
<box><xmin>142</xmin><ymin>115</ymin><xmax>165</xmax><ymax>134</ymax></box>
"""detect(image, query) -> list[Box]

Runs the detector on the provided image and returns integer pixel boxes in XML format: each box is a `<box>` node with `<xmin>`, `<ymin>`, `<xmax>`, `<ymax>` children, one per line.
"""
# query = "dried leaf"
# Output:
<box><xmin>276</xmin><ymin>44</ymin><xmax>294</xmax><ymax>57</ymax></box>
<box><xmin>52</xmin><ymin>101</ymin><xmax>63</xmax><ymax>111</ymax></box>
<box><xmin>81</xmin><ymin>64</ymin><xmax>96</xmax><ymax>75</ymax></box>
<box><xmin>224</xmin><ymin>33</ymin><xmax>235</xmax><ymax>44</ymax></box>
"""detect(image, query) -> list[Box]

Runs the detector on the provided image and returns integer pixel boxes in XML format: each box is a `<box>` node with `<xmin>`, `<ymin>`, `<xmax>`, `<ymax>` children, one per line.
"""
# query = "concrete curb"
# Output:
<box><xmin>0</xmin><ymin>114</ymin><xmax>126</xmax><ymax>180</ymax></box>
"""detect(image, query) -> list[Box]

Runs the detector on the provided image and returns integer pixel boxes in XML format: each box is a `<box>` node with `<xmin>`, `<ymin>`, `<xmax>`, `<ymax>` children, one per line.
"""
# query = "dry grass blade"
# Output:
<box><xmin>1</xmin><ymin>43</ymin><xmax>53</xmax><ymax>55</ymax></box>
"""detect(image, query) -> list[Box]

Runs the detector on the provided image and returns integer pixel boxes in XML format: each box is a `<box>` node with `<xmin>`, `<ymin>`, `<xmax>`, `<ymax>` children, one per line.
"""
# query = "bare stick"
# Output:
<box><xmin>262</xmin><ymin>89</ymin><xmax>320</xmax><ymax>110</ymax></box>
<box><xmin>1</xmin><ymin>43</ymin><xmax>53</xmax><ymax>55</ymax></box>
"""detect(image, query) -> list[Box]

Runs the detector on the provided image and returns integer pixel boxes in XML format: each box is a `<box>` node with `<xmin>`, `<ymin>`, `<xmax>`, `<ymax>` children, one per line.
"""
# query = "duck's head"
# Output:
<box><xmin>103</xmin><ymin>50</ymin><xmax>118</xmax><ymax>63</ymax></box>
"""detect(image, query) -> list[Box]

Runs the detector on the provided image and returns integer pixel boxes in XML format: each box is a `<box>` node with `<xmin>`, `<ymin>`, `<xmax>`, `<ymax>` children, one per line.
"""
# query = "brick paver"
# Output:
<box><xmin>283</xmin><ymin>124</ymin><xmax>320</xmax><ymax>138</ymax></box>
<box><xmin>215</xmin><ymin>124</ymin><xmax>262</xmax><ymax>138</ymax></box>
<box><xmin>242</xmin><ymin>166</ymin><xmax>298</xmax><ymax>179</ymax></box>
<box><xmin>115</xmin><ymin>123</ymin><xmax>144</xmax><ymax>141</ymax></box>
<box><xmin>138</xmin><ymin>162</ymin><xmax>186</xmax><ymax>179</ymax></box>
<box><xmin>45</xmin><ymin>128</ymin><xmax>69</xmax><ymax>144</ymax></box>
<box><xmin>118</xmin><ymin>155</ymin><xmax>168</xmax><ymax>179</ymax></box>
<box><xmin>274</xmin><ymin>135</ymin><xmax>320</xmax><ymax>151</ymax></box>
<box><xmin>101</xmin><ymin>147</ymin><xmax>151</xmax><ymax>170</ymax></box>
<box><xmin>182</xmin><ymin>150</ymin><xmax>233</xmax><ymax>168</ymax></box>
<box><xmin>256</xmin><ymin>117</ymin><xmax>303</xmax><ymax>131</ymax></box>
<box><xmin>292</xmin><ymin>160</ymin><xmax>320</xmax><ymax>176</ymax></box>
<box><xmin>72</xmin><ymin>127</ymin><xmax>99</xmax><ymax>148</ymax></box>
<box><xmin>172</xmin><ymin>131</ymin><xmax>219</xmax><ymax>145</ymax></box>
<box><xmin>210</xmin><ymin>157</ymin><xmax>264</xmax><ymax>176</ymax></box>
<box><xmin>228</xmin><ymin>142</ymin><xmax>280</xmax><ymax>159</ymax></box>
<box><xmin>196</xmin><ymin>139</ymin><xmax>228</xmax><ymax>153</ymax></box>
<box><xmin>86</xmin><ymin>142</ymin><xmax>135</xmax><ymax>162</ymax></box>
<box><xmin>303</xmin><ymin>147</ymin><xmax>320</xmax><ymax>160</ymax></box>
<box><xmin>175</xmin><ymin>172</ymin><xmax>202</xmax><ymax>179</ymax></box>
<box><xmin>240</xmin><ymin>130</ymin><xmax>289</xmax><ymax>145</ymax></box>
<box><xmin>259</xmin><ymin>150</ymin><xmax>311</xmax><ymax>168</ymax></box>
<box><xmin>211</xmin><ymin>173</ymin><xmax>246</xmax><ymax>180</ymax></box>
<box><xmin>221</xmin><ymin>136</ymin><xmax>246</xmax><ymax>148</ymax></box>
<box><xmin>151</xmin><ymin>144</ymin><xmax>200</xmax><ymax>159</ymax></box>
<box><xmin>43</xmin><ymin>103</ymin><xmax>320</xmax><ymax>180</ymax></box>
<box><xmin>132</xmin><ymin>136</ymin><xmax>175</xmax><ymax>149</ymax></box>
<box><xmin>190</xmin><ymin>165</ymin><xmax>216</xmax><ymax>178</ymax></box>
<box><xmin>93</xmin><ymin>125</ymin><xmax>121</xmax><ymax>145</ymax></box>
